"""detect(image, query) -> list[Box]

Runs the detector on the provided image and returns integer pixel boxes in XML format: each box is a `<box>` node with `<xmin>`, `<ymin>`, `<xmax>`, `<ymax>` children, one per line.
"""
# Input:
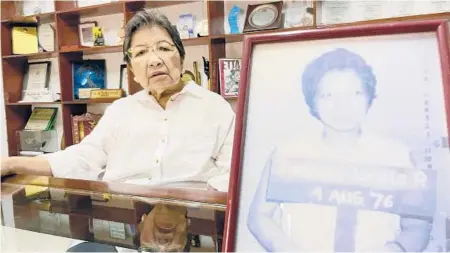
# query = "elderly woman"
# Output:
<box><xmin>1</xmin><ymin>9</ymin><xmax>235</xmax><ymax>192</ymax></box>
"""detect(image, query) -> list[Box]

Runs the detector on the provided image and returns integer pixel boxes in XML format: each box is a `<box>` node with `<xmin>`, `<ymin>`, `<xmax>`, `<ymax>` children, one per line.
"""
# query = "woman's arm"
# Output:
<box><xmin>247</xmin><ymin>153</ymin><xmax>302</xmax><ymax>252</ymax></box>
<box><xmin>1</xmin><ymin>156</ymin><xmax>52</xmax><ymax>176</ymax></box>
<box><xmin>206</xmin><ymin>104</ymin><xmax>235</xmax><ymax>191</ymax></box>
<box><xmin>2</xmin><ymin>103</ymin><xmax>119</xmax><ymax>180</ymax></box>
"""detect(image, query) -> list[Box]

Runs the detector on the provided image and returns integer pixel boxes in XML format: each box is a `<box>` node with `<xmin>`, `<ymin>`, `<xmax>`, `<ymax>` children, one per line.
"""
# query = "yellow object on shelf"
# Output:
<box><xmin>12</xmin><ymin>25</ymin><xmax>38</xmax><ymax>54</ymax></box>
<box><xmin>25</xmin><ymin>185</ymin><xmax>49</xmax><ymax>198</ymax></box>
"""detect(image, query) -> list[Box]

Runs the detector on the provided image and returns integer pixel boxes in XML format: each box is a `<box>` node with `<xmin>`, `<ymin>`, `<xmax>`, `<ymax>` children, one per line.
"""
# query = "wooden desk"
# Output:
<box><xmin>1</xmin><ymin>175</ymin><xmax>227</xmax><ymax>251</ymax></box>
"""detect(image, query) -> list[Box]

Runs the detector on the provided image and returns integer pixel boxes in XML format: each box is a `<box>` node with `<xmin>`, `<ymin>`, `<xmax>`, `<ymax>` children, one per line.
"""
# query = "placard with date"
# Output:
<box><xmin>224</xmin><ymin>20</ymin><xmax>450</xmax><ymax>252</ymax></box>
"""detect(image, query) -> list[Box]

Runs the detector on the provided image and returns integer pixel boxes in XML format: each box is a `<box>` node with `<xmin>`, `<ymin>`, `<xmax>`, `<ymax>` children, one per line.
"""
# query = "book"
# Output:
<box><xmin>24</xmin><ymin>107</ymin><xmax>57</xmax><ymax>131</ymax></box>
<box><xmin>218</xmin><ymin>58</ymin><xmax>241</xmax><ymax>98</ymax></box>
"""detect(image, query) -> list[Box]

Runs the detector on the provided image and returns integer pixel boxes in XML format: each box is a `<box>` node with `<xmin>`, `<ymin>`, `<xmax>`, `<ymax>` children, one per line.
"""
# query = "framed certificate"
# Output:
<box><xmin>22</xmin><ymin>61</ymin><xmax>51</xmax><ymax>91</ymax></box>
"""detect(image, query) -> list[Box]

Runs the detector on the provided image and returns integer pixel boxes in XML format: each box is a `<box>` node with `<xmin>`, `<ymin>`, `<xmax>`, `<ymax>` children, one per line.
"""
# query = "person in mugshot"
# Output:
<box><xmin>247</xmin><ymin>48</ymin><xmax>433</xmax><ymax>252</ymax></box>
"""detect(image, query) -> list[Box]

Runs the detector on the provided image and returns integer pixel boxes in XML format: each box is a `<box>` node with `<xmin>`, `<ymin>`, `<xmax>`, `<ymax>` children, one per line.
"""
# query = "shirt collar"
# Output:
<box><xmin>178</xmin><ymin>80</ymin><xmax>204</xmax><ymax>99</ymax></box>
<box><xmin>133</xmin><ymin>81</ymin><xmax>204</xmax><ymax>103</ymax></box>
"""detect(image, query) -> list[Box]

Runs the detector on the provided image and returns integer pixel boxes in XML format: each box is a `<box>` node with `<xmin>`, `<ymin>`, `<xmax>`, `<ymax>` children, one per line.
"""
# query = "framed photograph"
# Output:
<box><xmin>243</xmin><ymin>1</ymin><xmax>283</xmax><ymax>33</ymax></box>
<box><xmin>78</xmin><ymin>21</ymin><xmax>97</xmax><ymax>47</ymax></box>
<box><xmin>71</xmin><ymin>112</ymin><xmax>102</xmax><ymax>144</ymax></box>
<box><xmin>219</xmin><ymin>58</ymin><xmax>241</xmax><ymax>98</ymax></box>
<box><xmin>72</xmin><ymin>60</ymin><xmax>106</xmax><ymax>99</ymax></box>
<box><xmin>223</xmin><ymin>20</ymin><xmax>450</xmax><ymax>252</ymax></box>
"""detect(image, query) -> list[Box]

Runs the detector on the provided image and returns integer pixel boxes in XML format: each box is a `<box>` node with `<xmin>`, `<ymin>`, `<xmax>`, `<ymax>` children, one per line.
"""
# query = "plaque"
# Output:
<box><xmin>38</xmin><ymin>24</ymin><xmax>55</xmax><ymax>52</ymax></box>
<box><xmin>72</xmin><ymin>60</ymin><xmax>106</xmax><ymax>100</ymax></box>
<box><xmin>90</xmin><ymin>89</ymin><xmax>124</xmax><ymax>99</ymax></box>
<box><xmin>78</xmin><ymin>88</ymin><xmax>100</xmax><ymax>99</ymax></box>
<box><xmin>23</xmin><ymin>61</ymin><xmax>50</xmax><ymax>91</ymax></box>
<box><xmin>21</xmin><ymin>62</ymin><xmax>54</xmax><ymax>103</ymax></box>
<box><xmin>71</xmin><ymin>113</ymin><xmax>102</xmax><ymax>144</ymax></box>
<box><xmin>243</xmin><ymin>1</ymin><xmax>283</xmax><ymax>33</ymax></box>
<box><xmin>178</xmin><ymin>14</ymin><xmax>195</xmax><ymax>39</ymax></box>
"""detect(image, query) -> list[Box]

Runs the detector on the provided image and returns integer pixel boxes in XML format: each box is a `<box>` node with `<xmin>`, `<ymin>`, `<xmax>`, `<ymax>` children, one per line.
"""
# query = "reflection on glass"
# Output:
<box><xmin>1</xmin><ymin>178</ymin><xmax>225</xmax><ymax>252</ymax></box>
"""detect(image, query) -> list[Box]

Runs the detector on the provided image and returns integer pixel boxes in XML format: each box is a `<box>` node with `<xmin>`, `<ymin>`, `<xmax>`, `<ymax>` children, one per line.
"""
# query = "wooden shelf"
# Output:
<box><xmin>212</xmin><ymin>26</ymin><xmax>316</xmax><ymax>43</ymax></box>
<box><xmin>63</xmin><ymin>98</ymin><xmax>121</xmax><ymax>104</ymax></box>
<box><xmin>182</xmin><ymin>37</ymin><xmax>211</xmax><ymax>46</ymax></box>
<box><xmin>6</xmin><ymin>102</ymin><xmax>61</xmax><ymax>106</ymax></box>
<box><xmin>57</xmin><ymin>2</ymin><xmax>124</xmax><ymax>18</ymax></box>
<box><xmin>125</xmin><ymin>0</ymin><xmax>201</xmax><ymax>12</ymax></box>
<box><xmin>2</xmin><ymin>51</ymin><xmax>58</xmax><ymax>60</ymax></box>
<box><xmin>1</xmin><ymin>12</ymin><xmax>55</xmax><ymax>23</ymax></box>
<box><xmin>60</xmin><ymin>45</ymin><xmax>122</xmax><ymax>54</ymax></box>
<box><xmin>58</xmin><ymin>39</ymin><xmax>209</xmax><ymax>54</ymax></box>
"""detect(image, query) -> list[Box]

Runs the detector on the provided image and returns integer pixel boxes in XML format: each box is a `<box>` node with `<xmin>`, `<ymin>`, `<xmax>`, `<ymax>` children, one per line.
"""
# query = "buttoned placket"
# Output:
<box><xmin>149</xmin><ymin>95</ymin><xmax>180</xmax><ymax>181</ymax></box>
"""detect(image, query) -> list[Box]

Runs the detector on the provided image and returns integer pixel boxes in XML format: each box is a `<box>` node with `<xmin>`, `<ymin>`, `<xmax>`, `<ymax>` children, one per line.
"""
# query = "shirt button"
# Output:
<box><xmin>161</xmin><ymin>139</ymin><xmax>166</xmax><ymax>143</ymax></box>
<box><xmin>156</xmin><ymin>159</ymin><xmax>159</xmax><ymax>164</ymax></box>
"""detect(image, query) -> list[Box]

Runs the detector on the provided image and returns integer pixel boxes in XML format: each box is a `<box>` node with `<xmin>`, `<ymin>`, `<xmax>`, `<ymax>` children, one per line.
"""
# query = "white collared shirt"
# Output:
<box><xmin>45</xmin><ymin>81</ymin><xmax>235</xmax><ymax>191</ymax></box>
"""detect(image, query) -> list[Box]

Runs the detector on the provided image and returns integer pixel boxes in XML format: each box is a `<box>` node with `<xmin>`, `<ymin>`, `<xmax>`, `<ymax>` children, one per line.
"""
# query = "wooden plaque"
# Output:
<box><xmin>71</xmin><ymin>112</ymin><xmax>102</xmax><ymax>144</ymax></box>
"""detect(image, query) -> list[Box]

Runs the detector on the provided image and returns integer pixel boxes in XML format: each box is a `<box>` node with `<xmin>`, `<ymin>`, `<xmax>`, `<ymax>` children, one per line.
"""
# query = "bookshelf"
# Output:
<box><xmin>1</xmin><ymin>0</ymin><xmax>449</xmax><ymax>156</ymax></box>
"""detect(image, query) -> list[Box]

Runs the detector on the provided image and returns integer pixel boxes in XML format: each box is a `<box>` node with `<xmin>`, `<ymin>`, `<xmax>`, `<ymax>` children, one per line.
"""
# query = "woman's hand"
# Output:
<box><xmin>0</xmin><ymin>156</ymin><xmax>53</xmax><ymax>177</ymax></box>
<box><xmin>1</xmin><ymin>157</ymin><xmax>13</xmax><ymax>177</ymax></box>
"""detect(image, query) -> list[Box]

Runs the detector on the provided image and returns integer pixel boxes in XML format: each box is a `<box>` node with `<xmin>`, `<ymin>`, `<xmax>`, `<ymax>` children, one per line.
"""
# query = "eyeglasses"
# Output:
<box><xmin>127</xmin><ymin>41</ymin><xmax>177</xmax><ymax>60</ymax></box>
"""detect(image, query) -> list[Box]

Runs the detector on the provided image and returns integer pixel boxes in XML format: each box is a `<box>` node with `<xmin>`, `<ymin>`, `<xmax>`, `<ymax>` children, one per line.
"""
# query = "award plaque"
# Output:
<box><xmin>72</xmin><ymin>60</ymin><xmax>106</xmax><ymax>100</ymax></box>
<box><xmin>23</xmin><ymin>61</ymin><xmax>51</xmax><ymax>91</ymax></box>
<box><xmin>38</xmin><ymin>24</ymin><xmax>55</xmax><ymax>52</ymax></box>
<box><xmin>243</xmin><ymin>1</ymin><xmax>283</xmax><ymax>33</ymax></box>
<box><xmin>71</xmin><ymin>112</ymin><xmax>102</xmax><ymax>144</ymax></box>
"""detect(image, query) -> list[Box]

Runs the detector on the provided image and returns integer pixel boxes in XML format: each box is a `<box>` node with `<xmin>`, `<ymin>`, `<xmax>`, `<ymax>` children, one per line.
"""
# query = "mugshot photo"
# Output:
<box><xmin>232</xmin><ymin>31</ymin><xmax>450</xmax><ymax>252</ymax></box>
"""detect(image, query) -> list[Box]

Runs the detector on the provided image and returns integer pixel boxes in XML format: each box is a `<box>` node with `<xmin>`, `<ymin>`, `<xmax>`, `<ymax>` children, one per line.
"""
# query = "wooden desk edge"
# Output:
<box><xmin>2</xmin><ymin>175</ymin><xmax>227</xmax><ymax>207</ymax></box>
